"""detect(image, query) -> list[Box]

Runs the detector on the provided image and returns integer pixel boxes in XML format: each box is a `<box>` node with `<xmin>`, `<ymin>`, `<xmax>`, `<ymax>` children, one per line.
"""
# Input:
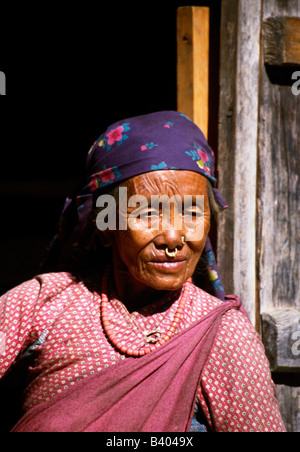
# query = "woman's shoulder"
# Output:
<box><xmin>35</xmin><ymin>271</ymin><xmax>76</xmax><ymax>289</ymax></box>
<box><xmin>190</xmin><ymin>283</ymin><xmax>254</xmax><ymax>330</ymax></box>
<box><xmin>1</xmin><ymin>272</ymin><xmax>79</xmax><ymax>303</ymax></box>
<box><xmin>188</xmin><ymin>283</ymin><xmax>227</xmax><ymax>324</ymax></box>
<box><xmin>190</xmin><ymin>283</ymin><xmax>224</xmax><ymax>310</ymax></box>
<box><xmin>35</xmin><ymin>272</ymin><xmax>93</xmax><ymax>302</ymax></box>
<box><xmin>191</xmin><ymin>285</ymin><xmax>270</xmax><ymax>381</ymax></box>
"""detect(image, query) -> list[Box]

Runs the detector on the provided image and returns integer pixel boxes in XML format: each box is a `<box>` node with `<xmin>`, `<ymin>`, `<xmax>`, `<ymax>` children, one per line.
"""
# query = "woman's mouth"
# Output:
<box><xmin>148</xmin><ymin>258</ymin><xmax>187</xmax><ymax>272</ymax></box>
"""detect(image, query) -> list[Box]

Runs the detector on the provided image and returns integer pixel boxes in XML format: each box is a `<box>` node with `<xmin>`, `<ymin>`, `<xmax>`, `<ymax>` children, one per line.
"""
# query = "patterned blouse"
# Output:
<box><xmin>0</xmin><ymin>272</ymin><xmax>286</xmax><ymax>432</ymax></box>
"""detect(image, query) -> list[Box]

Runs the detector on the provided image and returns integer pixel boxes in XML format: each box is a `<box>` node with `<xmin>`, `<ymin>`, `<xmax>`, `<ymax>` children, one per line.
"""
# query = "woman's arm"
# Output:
<box><xmin>0</xmin><ymin>278</ymin><xmax>43</xmax><ymax>378</ymax></box>
<box><xmin>197</xmin><ymin>307</ymin><xmax>286</xmax><ymax>432</ymax></box>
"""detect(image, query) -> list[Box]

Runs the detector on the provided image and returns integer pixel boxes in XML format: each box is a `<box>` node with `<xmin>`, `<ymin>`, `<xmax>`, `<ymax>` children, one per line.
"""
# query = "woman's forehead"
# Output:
<box><xmin>124</xmin><ymin>170</ymin><xmax>208</xmax><ymax>197</ymax></box>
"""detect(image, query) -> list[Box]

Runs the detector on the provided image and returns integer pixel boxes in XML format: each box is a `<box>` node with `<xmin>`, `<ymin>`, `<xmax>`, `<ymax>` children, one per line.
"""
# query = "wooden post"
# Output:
<box><xmin>216</xmin><ymin>0</ymin><xmax>239</xmax><ymax>300</ymax></box>
<box><xmin>218</xmin><ymin>0</ymin><xmax>262</xmax><ymax>328</ymax></box>
<box><xmin>177</xmin><ymin>6</ymin><xmax>210</xmax><ymax>138</ymax></box>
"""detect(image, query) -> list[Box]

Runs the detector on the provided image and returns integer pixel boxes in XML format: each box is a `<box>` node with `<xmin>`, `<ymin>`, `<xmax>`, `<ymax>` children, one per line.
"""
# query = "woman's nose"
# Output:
<box><xmin>152</xmin><ymin>204</ymin><xmax>186</xmax><ymax>250</ymax></box>
<box><xmin>154</xmin><ymin>227</ymin><xmax>184</xmax><ymax>251</ymax></box>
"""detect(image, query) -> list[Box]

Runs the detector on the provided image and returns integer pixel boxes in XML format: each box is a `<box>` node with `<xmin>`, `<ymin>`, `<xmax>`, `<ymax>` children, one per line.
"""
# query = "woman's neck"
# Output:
<box><xmin>111</xmin><ymin>267</ymin><xmax>168</xmax><ymax>313</ymax></box>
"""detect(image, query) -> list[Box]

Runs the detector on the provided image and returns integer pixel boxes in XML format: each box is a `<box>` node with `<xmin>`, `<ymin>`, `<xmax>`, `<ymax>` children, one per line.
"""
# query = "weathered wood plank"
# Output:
<box><xmin>233</xmin><ymin>0</ymin><xmax>261</xmax><ymax>328</ymax></box>
<box><xmin>263</xmin><ymin>17</ymin><xmax>300</xmax><ymax>66</ymax></box>
<box><xmin>258</xmin><ymin>0</ymin><xmax>300</xmax><ymax>433</ymax></box>
<box><xmin>218</xmin><ymin>0</ymin><xmax>261</xmax><ymax>328</ymax></box>
<box><xmin>218</xmin><ymin>0</ymin><xmax>300</xmax><ymax>432</ymax></box>
<box><xmin>217</xmin><ymin>0</ymin><xmax>239</xmax><ymax>298</ymax></box>
<box><xmin>275</xmin><ymin>383</ymin><xmax>300</xmax><ymax>432</ymax></box>
<box><xmin>258</xmin><ymin>13</ymin><xmax>300</xmax><ymax>315</ymax></box>
<box><xmin>261</xmin><ymin>309</ymin><xmax>300</xmax><ymax>372</ymax></box>
<box><xmin>257</xmin><ymin>82</ymin><xmax>300</xmax><ymax>313</ymax></box>
<box><xmin>177</xmin><ymin>6</ymin><xmax>210</xmax><ymax>137</ymax></box>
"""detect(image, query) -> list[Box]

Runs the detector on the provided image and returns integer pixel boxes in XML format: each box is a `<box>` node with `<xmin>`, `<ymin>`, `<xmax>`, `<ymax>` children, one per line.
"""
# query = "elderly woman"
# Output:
<box><xmin>0</xmin><ymin>112</ymin><xmax>285</xmax><ymax>432</ymax></box>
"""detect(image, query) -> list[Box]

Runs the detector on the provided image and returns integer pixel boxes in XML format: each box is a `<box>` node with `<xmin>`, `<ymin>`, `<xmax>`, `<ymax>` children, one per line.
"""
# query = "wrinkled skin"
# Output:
<box><xmin>102</xmin><ymin>170</ymin><xmax>210</xmax><ymax>311</ymax></box>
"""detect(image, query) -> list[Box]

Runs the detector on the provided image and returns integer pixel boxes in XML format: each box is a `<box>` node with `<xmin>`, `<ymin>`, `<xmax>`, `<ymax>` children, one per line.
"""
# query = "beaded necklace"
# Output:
<box><xmin>100</xmin><ymin>270</ymin><xmax>191</xmax><ymax>357</ymax></box>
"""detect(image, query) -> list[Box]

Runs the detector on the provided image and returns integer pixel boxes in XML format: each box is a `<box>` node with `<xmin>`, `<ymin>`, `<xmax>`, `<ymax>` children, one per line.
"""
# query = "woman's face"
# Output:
<box><xmin>104</xmin><ymin>170</ymin><xmax>211</xmax><ymax>306</ymax></box>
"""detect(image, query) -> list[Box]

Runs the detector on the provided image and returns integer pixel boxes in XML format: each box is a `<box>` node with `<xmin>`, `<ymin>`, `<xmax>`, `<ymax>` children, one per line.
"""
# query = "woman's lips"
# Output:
<box><xmin>149</xmin><ymin>253</ymin><xmax>187</xmax><ymax>263</ymax></box>
<box><xmin>148</xmin><ymin>258</ymin><xmax>187</xmax><ymax>272</ymax></box>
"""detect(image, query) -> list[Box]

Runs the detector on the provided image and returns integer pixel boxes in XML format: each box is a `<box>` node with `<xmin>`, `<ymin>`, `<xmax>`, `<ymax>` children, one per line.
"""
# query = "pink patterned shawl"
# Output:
<box><xmin>12</xmin><ymin>296</ymin><xmax>242</xmax><ymax>433</ymax></box>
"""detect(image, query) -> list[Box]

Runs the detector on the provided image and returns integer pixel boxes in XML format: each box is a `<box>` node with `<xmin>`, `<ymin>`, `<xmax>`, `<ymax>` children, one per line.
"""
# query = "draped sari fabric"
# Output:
<box><xmin>12</xmin><ymin>296</ymin><xmax>242</xmax><ymax>433</ymax></box>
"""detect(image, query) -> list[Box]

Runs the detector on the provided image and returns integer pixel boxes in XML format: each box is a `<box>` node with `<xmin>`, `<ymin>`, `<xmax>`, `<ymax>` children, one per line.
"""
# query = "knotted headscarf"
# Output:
<box><xmin>41</xmin><ymin>111</ymin><xmax>228</xmax><ymax>300</ymax></box>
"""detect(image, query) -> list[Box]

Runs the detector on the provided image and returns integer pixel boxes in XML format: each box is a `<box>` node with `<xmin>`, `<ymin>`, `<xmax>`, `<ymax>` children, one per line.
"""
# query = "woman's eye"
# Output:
<box><xmin>183</xmin><ymin>209</ymin><xmax>203</xmax><ymax>222</ymax></box>
<box><xmin>139</xmin><ymin>210</ymin><xmax>159</xmax><ymax>219</ymax></box>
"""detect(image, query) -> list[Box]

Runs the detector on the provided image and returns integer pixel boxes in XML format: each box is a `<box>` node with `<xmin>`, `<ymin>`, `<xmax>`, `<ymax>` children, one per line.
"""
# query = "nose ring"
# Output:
<box><xmin>181</xmin><ymin>236</ymin><xmax>187</xmax><ymax>245</ymax></box>
<box><xmin>165</xmin><ymin>247</ymin><xmax>178</xmax><ymax>258</ymax></box>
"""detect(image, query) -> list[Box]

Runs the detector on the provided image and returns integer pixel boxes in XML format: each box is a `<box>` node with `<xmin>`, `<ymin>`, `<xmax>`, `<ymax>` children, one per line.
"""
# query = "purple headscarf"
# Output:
<box><xmin>42</xmin><ymin>111</ymin><xmax>228</xmax><ymax>300</ymax></box>
<box><xmin>86</xmin><ymin>111</ymin><xmax>225</xmax><ymax>201</ymax></box>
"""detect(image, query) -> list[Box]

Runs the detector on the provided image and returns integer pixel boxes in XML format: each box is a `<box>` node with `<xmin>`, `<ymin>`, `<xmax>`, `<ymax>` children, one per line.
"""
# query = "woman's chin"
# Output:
<box><xmin>145</xmin><ymin>272</ymin><xmax>188</xmax><ymax>292</ymax></box>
